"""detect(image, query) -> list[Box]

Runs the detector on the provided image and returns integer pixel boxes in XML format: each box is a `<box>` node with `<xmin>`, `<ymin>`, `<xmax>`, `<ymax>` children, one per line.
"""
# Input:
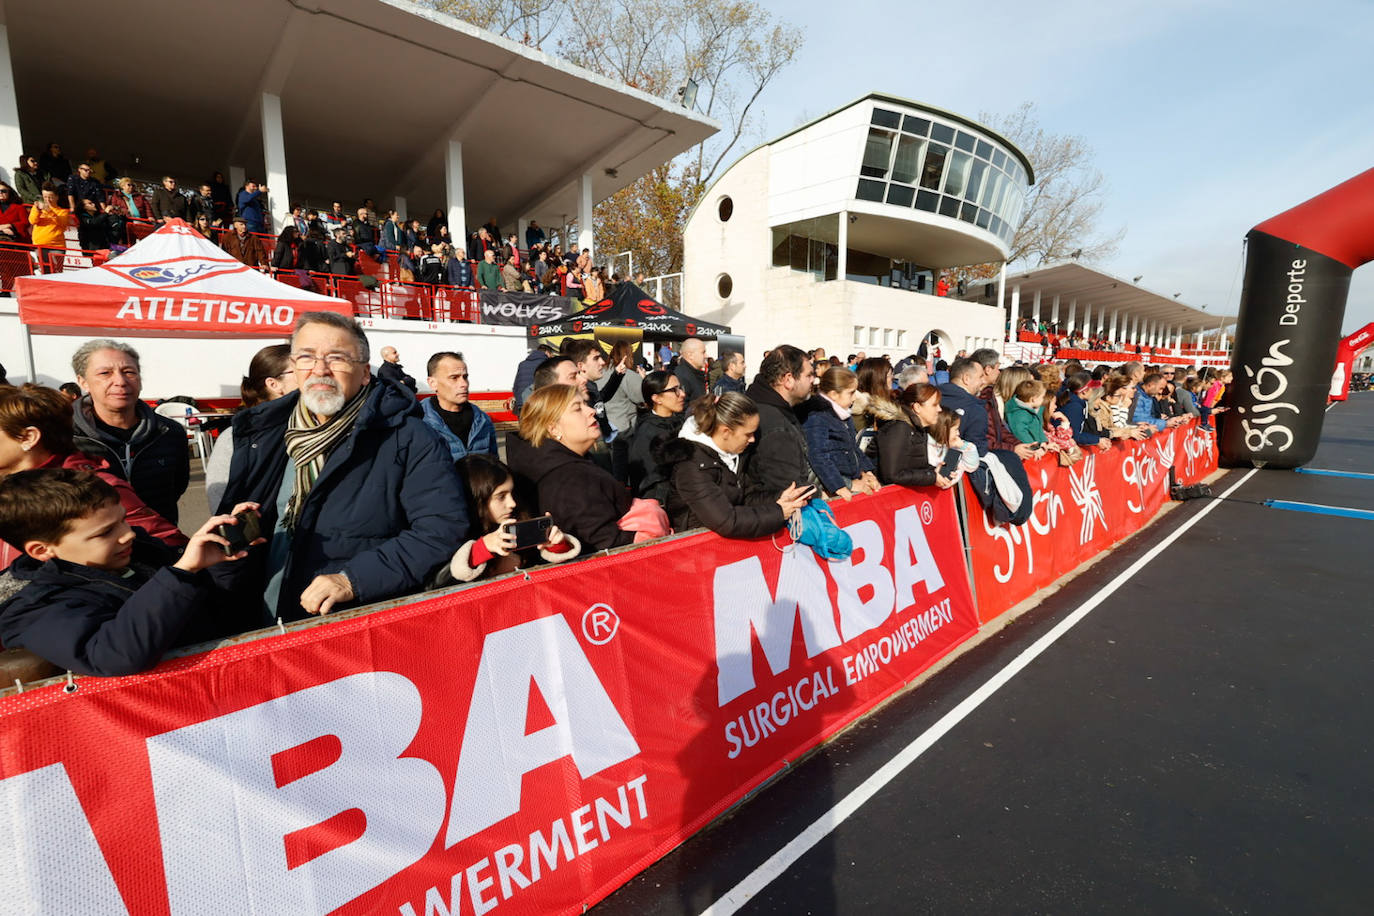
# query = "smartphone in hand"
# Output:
<box><xmin>217</xmin><ymin>508</ymin><xmax>262</xmax><ymax>555</ymax></box>
<box><xmin>506</xmin><ymin>516</ymin><xmax>553</xmax><ymax>551</ymax></box>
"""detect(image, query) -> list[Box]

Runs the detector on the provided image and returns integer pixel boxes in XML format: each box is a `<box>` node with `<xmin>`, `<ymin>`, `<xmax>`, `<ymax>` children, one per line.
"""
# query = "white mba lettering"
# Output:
<box><xmin>713</xmin><ymin>506</ymin><xmax>945</xmax><ymax>706</ymax></box>
<box><xmin>0</xmin><ymin>615</ymin><xmax>638</xmax><ymax>915</ymax></box>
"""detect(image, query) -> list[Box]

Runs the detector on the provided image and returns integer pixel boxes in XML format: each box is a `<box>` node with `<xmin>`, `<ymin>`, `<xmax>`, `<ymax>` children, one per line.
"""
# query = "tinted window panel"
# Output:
<box><xmin>919</xmin><ymin>144</ymin><xmax>948</xmax><ymax>190</ymax></box>
<box><xmin>886</xmin><ymin>184</ymin><xmax>915</xmax><ymax>207</ymax></box>
<box><xmin>960</xmin><ymin>202</ymin><xmax>978</xmax><ymax>223</ymax></box>
<box><xmin>861</xmin><ymin>128</ymin><xmax>894</xmax><ymax>178</ymax></box>
<box><xmin>992</xmin><ymin>149</ymin><xmax>1008</xmax><ymax>170</ymax></box>
<box><xmin>975</xmin><ymin>140</ymin><xmax>993</xmax><ymax>160</ymax></box>
<box><xmin>903</xmin><ymin>115</ymin><xmax>931</xmax><ymax>136</ymax></box>
<box><xmin>975</xmin><ymin>208</ymin><xmax>992</xmax><ymax>229</ymax></box>
<box><xmin>943</xmin><ymin>150</ymin><xmax>972</xmax><ymax>197</ymax></box>
<box><xmin>871</xmin><ymin>108</ymin><xmax>901</xmax><ymax>128</ymax></box>
<box><xmin>891</xmin><ymin>135</ymin><xmax>924</xmax><ymax>184</ymax></box>
<box><xmin>966</xmin><ymin>160</ymin><xmax>988</xmax><ymax>202</ymax></box>
<box><xmin>939</xmin><ymin>195</ymin><xmax>961</xmax><ymax>218</ymax></box>
<box><xmin>954</xmin><ymin>131</ymin><xmax>976</xmax><ymax>153</ymax></box>
<box><xmin>930</xmin><ymin>122</ymin><xmax>955</xmax><ymax>144</ymax></box>
<box><xmin>856</xmin><ymin>179</ymin><xmax>886</xmax><ymax>202</ymax></box>
<box><xmin>916</xmin><ymin>189</ymin><xmax>940</xmax><ymax>212</ymax></box>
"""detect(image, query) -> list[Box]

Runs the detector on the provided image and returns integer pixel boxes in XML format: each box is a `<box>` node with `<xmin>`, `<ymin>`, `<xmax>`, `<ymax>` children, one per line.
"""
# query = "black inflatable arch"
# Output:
<box><xmin>1221</xmin><ymin>168</ymin><xmax>1374</xmax><ymax>468</ymax></box>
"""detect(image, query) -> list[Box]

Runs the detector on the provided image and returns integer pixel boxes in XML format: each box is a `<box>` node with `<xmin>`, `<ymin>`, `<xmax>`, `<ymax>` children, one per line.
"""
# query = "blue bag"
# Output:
<box><xmin>787</xmin><ymin>500</ymin><xmax>854</xmax><ymax>560</ymax></box>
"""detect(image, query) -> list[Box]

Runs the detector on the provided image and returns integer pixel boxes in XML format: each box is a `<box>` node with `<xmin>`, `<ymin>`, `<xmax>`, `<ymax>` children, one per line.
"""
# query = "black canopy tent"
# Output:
<box><xmin>525</xmin><ymin>282</ymin><xmax>730</xmax><ymax>341</ymax></box>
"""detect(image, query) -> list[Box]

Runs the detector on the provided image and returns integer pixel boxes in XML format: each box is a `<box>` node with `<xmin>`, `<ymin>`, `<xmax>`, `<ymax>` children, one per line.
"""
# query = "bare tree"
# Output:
<box><xmin>985</xmin><ymin>102</ymin><xmax>1122</xmax><ymax>268</ymax></box>
<box><xmin>428</xmin><ymin>0</ymin><xmax>564</xmax><ymax>48</ymax></box>
<box><xmin>422</xmin><ymin>0</ymin><xmax>802</xmax><ymax>275</ymax></box>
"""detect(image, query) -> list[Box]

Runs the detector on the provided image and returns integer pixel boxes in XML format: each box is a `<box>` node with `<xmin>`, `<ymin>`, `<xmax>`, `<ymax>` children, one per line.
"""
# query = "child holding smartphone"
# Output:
<box><xmin>0</xmin><ymin>468</ymin><xmax>262</xmax><ymax>677</ymax></box>
<box><xmin>436</xmin><ymin>453</ymin><xmax>580</xmax><ymax>585</ymax></box>
<box><xmin>927</xmin><ymin>408</ymin><xmax>980</xmax><ymax>484</ymax></box>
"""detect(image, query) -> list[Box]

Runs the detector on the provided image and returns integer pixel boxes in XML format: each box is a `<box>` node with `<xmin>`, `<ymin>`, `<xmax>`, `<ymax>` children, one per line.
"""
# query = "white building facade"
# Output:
<box><xmin>682</xmin><ymin>94</ymin><xmax>1033</xmax><ymax>364</ymax></box>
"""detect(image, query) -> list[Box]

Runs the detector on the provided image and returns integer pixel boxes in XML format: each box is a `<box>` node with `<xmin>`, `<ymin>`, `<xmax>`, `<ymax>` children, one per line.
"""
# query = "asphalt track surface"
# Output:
<box><xmin>597</xmin><ymin>393</ymin><xmax>1374</xmax><ymax>915</ymax></box>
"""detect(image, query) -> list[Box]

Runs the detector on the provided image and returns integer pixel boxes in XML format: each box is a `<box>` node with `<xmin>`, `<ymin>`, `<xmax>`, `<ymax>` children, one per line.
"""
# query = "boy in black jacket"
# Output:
<box><xmin>0</xmin><ymin>468</ymin><xmax>260</xmax><ymax>677</ymax></box>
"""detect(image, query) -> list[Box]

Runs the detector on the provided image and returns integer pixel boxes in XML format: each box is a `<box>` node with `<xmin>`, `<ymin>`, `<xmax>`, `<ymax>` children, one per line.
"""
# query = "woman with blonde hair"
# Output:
<box><xmin>505</xmin><ymin>384</ymin><xmax>634</xmax><ymax>551</ymax></box>
<box><xmin>993</xmin><ymin>365</ymin><xmax>1035</xmax><ymax>420</ymax></box>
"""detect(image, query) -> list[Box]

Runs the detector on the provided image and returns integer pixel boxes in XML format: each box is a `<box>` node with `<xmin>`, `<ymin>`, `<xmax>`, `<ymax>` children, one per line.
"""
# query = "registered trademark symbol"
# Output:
<box><xmin>582</xmin><ymin>604</ymin><xmax>620</xmax><ymax>645</ymax></box>
<box><xmin>919</xmin><ymin>501</ymin><xmax>934</xmax><ymax>525</ymax></box>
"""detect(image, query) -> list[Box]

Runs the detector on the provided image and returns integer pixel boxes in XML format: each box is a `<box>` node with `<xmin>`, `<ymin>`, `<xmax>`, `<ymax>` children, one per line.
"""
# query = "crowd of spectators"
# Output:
<box><xmin>0</xmin><ymin>147</ymin><xmax>626</xmax><ymax>304</ymax></box>
<box><xmin>0</xmin><ymin>316</ymin><xmax>1230</xmax><ymax>685</ymax></box>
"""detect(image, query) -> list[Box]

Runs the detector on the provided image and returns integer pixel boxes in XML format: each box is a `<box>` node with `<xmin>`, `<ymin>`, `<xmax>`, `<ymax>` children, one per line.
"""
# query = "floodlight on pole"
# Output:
<box><xmin>677</xmin><ymin>79</ymin><xmax>699</xmax><ymax>111</ymax></box>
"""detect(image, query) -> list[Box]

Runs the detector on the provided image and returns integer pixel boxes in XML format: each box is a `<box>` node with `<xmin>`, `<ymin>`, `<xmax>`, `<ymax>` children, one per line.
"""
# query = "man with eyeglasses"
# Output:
<box><xmin>66</xmin><ymin>163</ymin><xmax>105</xmax><ymax>213</ymax></box>
<box><xmin>212</xmin><ymin>310</ymin><xmax>468</xmax><ymax>622</ymax></box>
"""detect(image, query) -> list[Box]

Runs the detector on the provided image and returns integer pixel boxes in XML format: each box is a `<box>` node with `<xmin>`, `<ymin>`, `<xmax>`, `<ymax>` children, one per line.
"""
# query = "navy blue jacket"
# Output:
<box><xmin>511</xmin><ymin>350</ymin><xmax>548</xmax><ymax>412</ymax></box>
<box><xmin>0</xmin><ymin>536</ymin><xmax>218</xmax><ymax>677</ymax></box>
<box><xmin>448</xmin><ymin>257</ymin><xmax>474</xmax><ymax>288</ymax></box>
<box><xmin>799</xmin><ymin>395</ymin><xmax>874</xmax><ymax>495</ymax></box>
<box><xmin>1058</xmin><ymin>393</ymin><xmax>1105</xmax><ymax>446</ymax></box>
<box><xmin>420</xmin><ymin>397</ymin><xmax>497</xmax><ymax>462</ymax></box>
<box><xmin>236</xmin><ymin>189</ymin><xmax>266</xmax><ymax>232</ymax></box>
<box><xmin>939</xmin><ymin>383</ymin><xmax>992</xmax><ymax>456</ymax></box>
<box><xmin>212</xmin><ymin>380</ymin><xmax>468</xmax><ymax>620</ymax></box>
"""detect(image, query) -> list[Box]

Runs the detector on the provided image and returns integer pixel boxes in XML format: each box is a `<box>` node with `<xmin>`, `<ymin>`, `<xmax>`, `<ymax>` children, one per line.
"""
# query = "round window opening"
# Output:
<box><xmin>717</xmin><ymin>273</ymin><xmax>733</xmax><ymax>299</ymax></box>
<box><xmin>717</xmin><ymin>196</ymin><xmax>734</xmax><ymax>222</ymax></box>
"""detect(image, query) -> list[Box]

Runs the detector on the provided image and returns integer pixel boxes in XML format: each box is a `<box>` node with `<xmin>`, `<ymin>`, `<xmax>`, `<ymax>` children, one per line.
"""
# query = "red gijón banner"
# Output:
<box><xmin>0</xmin><ymin>486</ymin><xmax>975</xmax><ymax>916</ymax></box>
<box><xmin>964</xmin><ymin>419</ymin><xmax>1219</xmax><ymax>620</ymax></box>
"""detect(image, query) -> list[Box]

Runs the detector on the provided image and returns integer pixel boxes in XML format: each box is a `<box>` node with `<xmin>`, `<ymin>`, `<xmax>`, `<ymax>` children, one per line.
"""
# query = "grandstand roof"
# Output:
<box><xmin>960</xmin><ymin>262</ymin><xmax>1236</xmax><ymax>333</ymax></box>
<box><xmin>5</xmin><ymin>0</ymin><xmax>718</xmax><ymax>228</ymax></box>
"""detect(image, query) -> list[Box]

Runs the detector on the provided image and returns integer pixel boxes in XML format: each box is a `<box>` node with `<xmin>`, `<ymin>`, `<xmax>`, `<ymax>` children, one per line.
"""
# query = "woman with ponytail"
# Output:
<box><xmin>660</xmin><ymin>393</ymin><xmax>812</xmax><ymax>538</ymax></box>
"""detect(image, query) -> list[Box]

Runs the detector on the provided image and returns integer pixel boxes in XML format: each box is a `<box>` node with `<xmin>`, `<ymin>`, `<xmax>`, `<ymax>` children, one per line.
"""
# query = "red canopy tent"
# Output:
<box><xmin>14</xmin><ymin>219</ymin><xmax>352</xmax><ymax>339</ymax></box>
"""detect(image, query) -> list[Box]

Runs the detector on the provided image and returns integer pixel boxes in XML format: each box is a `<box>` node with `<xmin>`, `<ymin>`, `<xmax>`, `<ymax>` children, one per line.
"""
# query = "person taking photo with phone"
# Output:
<box><xmin>436</xmin><ymin>453</ymin><xmax>579</xmax><ymax>584</ymax></box>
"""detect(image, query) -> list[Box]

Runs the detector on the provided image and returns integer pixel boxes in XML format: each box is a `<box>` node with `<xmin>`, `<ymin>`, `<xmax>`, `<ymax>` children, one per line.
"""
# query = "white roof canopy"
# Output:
<box><xmin>4</xmin><ymin>0</ymin><xmax>718</xmax><ymax>229</ymax></box>
<box><xmin>963</xmin><ymin>262</ymin><xmax>1235</xmax><ymax>334</ymax></box>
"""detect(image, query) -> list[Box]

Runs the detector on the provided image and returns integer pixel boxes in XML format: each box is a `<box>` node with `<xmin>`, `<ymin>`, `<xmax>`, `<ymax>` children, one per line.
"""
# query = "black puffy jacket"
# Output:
<box><xmin>72</xmin><ymin>397</ymin><xmax>190</xmax><ymax>524</ymax></box>
<box><xmin>872</xmin><ymin>416</ymin><xmax>938</xmax><ymax>488</ymax></box>
<box><xmin>507</xmin><ymin>437</ymin><xmax>634</xmax><ymax>551</ymax></box>
<box><xmin>627</xmin><ymin>412</ymin><xmax>683</xmax><ymax>503</ymax></box>
<box><xmin>661</xmin><ymin>438</ymin><xmax>784</xmax><ymax>539</ymax></box>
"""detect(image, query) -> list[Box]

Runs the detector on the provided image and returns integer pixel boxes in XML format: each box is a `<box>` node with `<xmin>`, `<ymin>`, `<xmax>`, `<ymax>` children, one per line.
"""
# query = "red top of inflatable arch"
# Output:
<box><xmin>1253</xmin><ymin>167</ymin><xmax>1374</xmax><ymax>270</ymax></box>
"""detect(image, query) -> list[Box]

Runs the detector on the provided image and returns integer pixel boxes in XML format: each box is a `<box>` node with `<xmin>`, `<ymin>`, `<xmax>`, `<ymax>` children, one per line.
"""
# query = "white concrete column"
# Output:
<box><xmin>996</xmin><ymin>263</ymin><xmax>1007</xmax><ymax>338</ymax></box>
<box><xmin>1031</xmin><ymin>289</ymin><xmax>1042</xmax><ymax>327</ymax></box>
<box><xmin>1110</xmin><ymin>310</ymin><xmax>1119</xmax><ymax>344</ymax></box>
<box><xmin>1009</xmin><ymin>283</ymin><xmax>1021</xmax><ymax>337</ymax></box>
<box><xmin>0</xmin><ymin>23</ymin><xmax>22</xmax><ymax>189</ymax></box>
<box><xmin>1051</xmin><ymin>294</ymin><xmax>1060</xmax><ymax>328</ymax></box>
<box><xmin>577</xmin><ymin>172</ymin><xmax>594</xmax><ymax>259</ymax></box>
<box><xmin>1067</xmin><ymin>300</ymin><xmax>1077</xmax><ymax>335</ymax></box>
<box><xmin>1131</xmin><ymin>315</ymin><xmax>1139</xmax><ymax>345</ymax></box>
<box><xmin>1083</xmin><ymin>303</ymin><xmax>1092</xmax><ymax>339</ymax></box>
<box><xmin>229</xmin><ymin>166</ymin><xmax>246</xmax><ymax>204</ymax></box>
<box><xmin>517</xmin><ymin>218</ymin><xmax>530</xmax><ymax>252</ymax></box>
<box><xmin>445</xmin><ymin>139</ymin><xmax>466</xmax><ymax>244</ymax></box>
<box><xmin>837</xmin><ymin>211</ymin><xmax>848</xmax><ymax>282</ymax></box>
<box><xmin>393</xmin><ymin>196</ymin><xmax>407</xmax><ymax>221</ymax></box>
<box><xmin>260</xmin><ymin>93</ymin><xmax>290</xmax><ymax>233</ymax></box>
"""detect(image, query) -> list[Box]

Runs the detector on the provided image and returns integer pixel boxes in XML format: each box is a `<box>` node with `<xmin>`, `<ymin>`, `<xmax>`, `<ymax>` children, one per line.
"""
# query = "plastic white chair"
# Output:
<box><xmin>153</xmin><ymin>402</ymin><xmax>211</xmax><ymax>475</ymax></box>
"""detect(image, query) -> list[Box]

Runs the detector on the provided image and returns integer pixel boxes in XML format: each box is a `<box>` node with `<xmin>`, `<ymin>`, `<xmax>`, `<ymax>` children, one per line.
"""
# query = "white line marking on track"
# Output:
<box><xmin>699</xmin><ymin>467</ymin><xmax>1261</xmax><ymax>916</ymax></box>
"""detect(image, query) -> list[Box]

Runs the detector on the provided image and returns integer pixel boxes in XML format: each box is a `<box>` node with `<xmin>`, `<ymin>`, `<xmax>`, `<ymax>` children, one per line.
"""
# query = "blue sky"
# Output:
<box><xmin>742</xmin><ymin>0</ymin><xmax>1374</xmax><ymax>336</ymax></box>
